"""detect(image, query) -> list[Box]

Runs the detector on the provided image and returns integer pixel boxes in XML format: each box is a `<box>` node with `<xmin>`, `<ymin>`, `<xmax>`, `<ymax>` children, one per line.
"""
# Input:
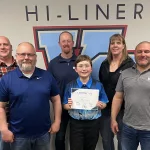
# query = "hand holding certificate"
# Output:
<box><xmin>71</xmin><ymin>88</ymin><xmax>99</xmax><ymax>110</ymax></box>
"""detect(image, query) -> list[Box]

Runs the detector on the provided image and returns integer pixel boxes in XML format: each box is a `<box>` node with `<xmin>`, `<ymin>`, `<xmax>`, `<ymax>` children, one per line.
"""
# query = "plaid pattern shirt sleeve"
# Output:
<box><xmin>0</xmin><ymin>58</ymin><xmax>17</xmax><ymax>77</ymax></box>
<box><xmin>0</xmin><ymin>57</ymin><xmax>17</xmax><ymax>122</ymax></box>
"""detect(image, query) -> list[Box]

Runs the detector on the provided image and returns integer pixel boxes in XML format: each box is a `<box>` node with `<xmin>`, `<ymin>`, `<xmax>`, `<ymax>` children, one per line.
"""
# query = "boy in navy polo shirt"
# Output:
<box><xmin>63</xmin><ymin>55</ymin><xmax>108</xmax><ymax>150</ymax></box>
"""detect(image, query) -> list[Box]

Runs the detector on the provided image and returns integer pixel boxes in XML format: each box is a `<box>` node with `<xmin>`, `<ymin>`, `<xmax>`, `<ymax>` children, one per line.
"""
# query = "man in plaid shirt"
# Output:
<box><xmin>0</xmin><ymin>36</ymin><xmax>17</xmax><ymax>150</ymax></box>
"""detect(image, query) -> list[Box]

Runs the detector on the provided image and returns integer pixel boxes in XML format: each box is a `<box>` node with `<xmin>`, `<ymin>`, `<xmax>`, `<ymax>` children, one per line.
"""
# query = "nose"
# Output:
<box><xmin>24</xmin><ymin>54</ymin><xmax>29</xmax><ymax>59</ymax></box>
<box><xmin>65</xmin><ymin>41</ymin><xmax>69</xmax><ymax>45</ymax></box>
<box><xmin>113</xmin><ymin>43</ymin><xmax>118</xmax><ymax>47</ymax></box>
<box><xmin>141</xmin><ymin>51</ymin><xmax>146</xmax><ymax>56</ymax></box>
<box><xmin>0</xmin><ymin>44</ymin><xmax>4</xmax><ymax>49</ymax></box>
<box><xmin>82</xmin><ymin>66</ymin><xmax>87</xmax><ymax>70</ymax></box>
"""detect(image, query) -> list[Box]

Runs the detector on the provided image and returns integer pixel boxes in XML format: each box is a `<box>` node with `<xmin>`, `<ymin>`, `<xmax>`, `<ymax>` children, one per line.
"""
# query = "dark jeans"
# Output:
<box><xmin>122</xmin><ymin>123</ymin><xmax>150</xmax><ymax>150</ymax></box>
<box><xmin>70</xmin><ymin>117</ymin><xmax>100</xmax><ymax>150</ymax></box>
<box><xmin>10</xmin><ymin>132</ymin><xmax>50</xmax><ymax>150</ymax></box>
<box><xmin>99</xmin><ymin>110</ymin><xmax>124</xmax><ymax>150</ymax></box>
<box><xmin>0</xmin><ymin>133</ymin><xmax>11</xmax><ymax>150</ymax></box>
<box><xmin>55</xmin><ymin>110</ymin><xmax>70</xmax><ymax>150</ymax></box>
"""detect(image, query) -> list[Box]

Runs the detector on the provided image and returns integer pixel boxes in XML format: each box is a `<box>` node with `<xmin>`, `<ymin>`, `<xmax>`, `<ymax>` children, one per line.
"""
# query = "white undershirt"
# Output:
<box><xmin>23</xmin><ymin>73</ymin><xmax>33</xmax><ymax>78</ymax></box>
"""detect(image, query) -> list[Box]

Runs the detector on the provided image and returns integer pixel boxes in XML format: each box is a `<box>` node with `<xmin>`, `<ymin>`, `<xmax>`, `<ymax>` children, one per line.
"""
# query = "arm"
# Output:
<box><xmin>49</xmin><ymin>95</ymin><xmax>62</xmax><ymax>134</ymax></box>
<box><xmin>62</xmin><ymin>83</ymin><xmax>72</xmax><ymax>110</ymax></box>
<box><xmin>0</xmin><ymin>102</ymin><xmax>8</xmax><ymax>131</ymax></box>
<box><xmin>63</xmin><ymin>98</ymin><xmax>72</xmax><ymax>110</ymax></box>
<box><xmin>111</xmin><ymin>92</ymin><xmax>123</xmax><ymax>134</ymax></box>
<box><xmin>0</xmin><ymin>102</ymin><xmax>14</xmax><ymax>142</ymax></box>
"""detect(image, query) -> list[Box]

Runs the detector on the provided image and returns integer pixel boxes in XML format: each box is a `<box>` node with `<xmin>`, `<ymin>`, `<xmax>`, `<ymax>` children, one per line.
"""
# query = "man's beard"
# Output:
<box><xmin>136</xmin><ymin>58</ymin><xmax>150</xmax><ymax>69</ymax></box>
<box><xmin>18</xmin><ymin>62</ymin><xmax>36</xmax><ymax>73</ymax></box>
<box><xmin>63</xmin><ymin>48</ymin><xmax>72</xmax><ymax>55</ymax></box>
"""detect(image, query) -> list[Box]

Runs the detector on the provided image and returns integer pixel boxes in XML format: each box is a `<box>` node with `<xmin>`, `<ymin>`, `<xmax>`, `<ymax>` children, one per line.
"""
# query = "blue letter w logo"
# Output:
<box><xmin>33</xmin><ymin>25</ymin><xmax>127</xmax><ymax>80</ymax></box>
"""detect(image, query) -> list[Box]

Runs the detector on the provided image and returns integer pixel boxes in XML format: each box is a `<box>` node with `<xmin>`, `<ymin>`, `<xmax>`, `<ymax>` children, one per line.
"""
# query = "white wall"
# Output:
<box><xmin>0</xmin><ymin>0</ymin><xmax>148</xmax><ymax>149</ymax></box>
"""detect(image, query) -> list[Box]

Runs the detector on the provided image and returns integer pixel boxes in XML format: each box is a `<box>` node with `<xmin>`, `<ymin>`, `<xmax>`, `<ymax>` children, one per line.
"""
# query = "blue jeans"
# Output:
<box><xmin>122</xmin><ymin>123</ymin><xmax>150</xmax><ymax>150</ymax></box>
<box><xmin>0</xmin><ymin>133</ymin><xmax>11</xmax><ymax>150</ymax></box>
<box><xmin>99</xmin><ymin>110</ymin><xmax>123</xmax><ymax>150</ymax></box>
<box><xmin>10</xmin><ymin>132</ymin><xmax>50</xmax><ymax>150</ymax></box>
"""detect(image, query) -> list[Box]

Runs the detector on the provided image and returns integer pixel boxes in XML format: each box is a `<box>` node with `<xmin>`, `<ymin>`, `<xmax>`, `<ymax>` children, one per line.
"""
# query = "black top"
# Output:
<box><xmin>48</xmin><ymin>54</ymin><xmax>78</xmax><ymax>101</ymax></box>
<box><xmin>99</xmin><ymin>57</ymin><xmax>135</xmax><ymax>115</ymax></box>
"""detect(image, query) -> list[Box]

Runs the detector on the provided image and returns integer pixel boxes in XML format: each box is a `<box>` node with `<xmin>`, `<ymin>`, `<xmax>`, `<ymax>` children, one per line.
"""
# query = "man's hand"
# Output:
<box><xmin>1</xmin><ymin>129</ymin><xmax>14</xmax><ymax>143</ymax></box>
<box><xmin>96</xmin><ymin>101</ymin><xmax>106</xmax><ymax>110</ymax></box>
<box><xmin>49</xmin><ymin>121</ymin><xmax>60</xmax><ymax>134</ymax></box>
<box><xmin>111</xmin><ymin>119</ymin><xmax>119</xmax><ymax>135</ymax></box>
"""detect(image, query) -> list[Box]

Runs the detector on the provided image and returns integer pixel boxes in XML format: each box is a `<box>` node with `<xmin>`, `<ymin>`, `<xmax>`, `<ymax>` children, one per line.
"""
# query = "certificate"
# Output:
<box><xmin>71</xmin><ymin>88</ymin><xmax>99</xmax><ymax>110</ymax></box>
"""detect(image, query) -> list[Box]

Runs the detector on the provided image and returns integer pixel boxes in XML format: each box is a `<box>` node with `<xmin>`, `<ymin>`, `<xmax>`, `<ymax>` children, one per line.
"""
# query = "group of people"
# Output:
<box><xmin>0</xmin><ymin>31</ymin><xmax>149</xmax><ymax>150</ymax></box>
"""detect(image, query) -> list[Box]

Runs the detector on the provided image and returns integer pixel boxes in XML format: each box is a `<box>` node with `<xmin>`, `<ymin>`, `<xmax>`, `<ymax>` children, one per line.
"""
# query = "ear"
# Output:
<box><xmin>72</xmin><ymin>41</ymin><xmax>74</xmax><ymax>46</ymax></box>
<box><xmin>15</xmin><ymin>54</ymin><xmax>17</xmax><ymax>59</ymax></box>
<box><xmin>74</xmin><ymin>67</ymin><xmax>78</xmax><ymax>73</ymax></box>
<box><xmin>58</xmin><ymin>42</ymin><xmax>60</xmax><ymax>46</ymax></box>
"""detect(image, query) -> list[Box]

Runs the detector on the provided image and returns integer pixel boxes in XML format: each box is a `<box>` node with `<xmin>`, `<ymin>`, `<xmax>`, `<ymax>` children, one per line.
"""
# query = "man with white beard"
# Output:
<box><xmin>0</xmin><ymin>42</ymin><xmax>62</xmax><ymax>150</ymax></box>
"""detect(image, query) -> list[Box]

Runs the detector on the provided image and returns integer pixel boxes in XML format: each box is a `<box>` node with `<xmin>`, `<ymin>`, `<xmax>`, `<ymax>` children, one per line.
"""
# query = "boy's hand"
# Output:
<box><xmin>96</xmin><ymin>101</ymin><xmax>106</xmax><ymax>110</ymax></box>
<box><xmin>68</xmin><ymin>98</ymin><xmax>73</xmax><ymax>109</ymax></box>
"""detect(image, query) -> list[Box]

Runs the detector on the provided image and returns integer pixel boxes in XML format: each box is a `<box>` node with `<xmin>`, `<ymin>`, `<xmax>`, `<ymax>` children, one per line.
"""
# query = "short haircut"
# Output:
<box><xmin>135</xmin><ymin>41</ymin><xmax>150</xmax><ymax>50</ymax></box>
<box><xmin>75</xmin><ymin>55</ymin><xmax>92</xmax><ymax>67</ymax></box>
<box><xmin>18</xmin><ymin>42</ymin><xmax>35</xmax><ymax>48</ymax></box>
<box><xmin>59</xmin><ymin>31</ymin><xmax>73</xmax><ymax>42</ymax></box>
<box><xmin>0</xmin><ymin>36</ymin><xmax>11</xmax><ymax>45</ymax></box>
<box><xmin>17</xmin><ymin>42</ymin><xmax>36</xmax><ymax>53</ymax></box>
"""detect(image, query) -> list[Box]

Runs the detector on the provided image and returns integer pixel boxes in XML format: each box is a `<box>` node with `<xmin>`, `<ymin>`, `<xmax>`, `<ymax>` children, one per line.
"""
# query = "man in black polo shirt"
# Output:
<box><xmin>48</xmin><ymin>31</ymin><xmax>78</xmax><ymax>150</ymax></box>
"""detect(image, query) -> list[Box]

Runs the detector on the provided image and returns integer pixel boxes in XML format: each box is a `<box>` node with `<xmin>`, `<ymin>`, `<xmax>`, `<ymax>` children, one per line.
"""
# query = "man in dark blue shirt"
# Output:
<box><xmin>0</xmin><ymin>42</ymin><xmax>62</xmax><ymax>150</ymax></box>
<box><xmin>48</xmin><ymin>31</ymin><xmax>78</xmax><ymax>150</ymax></box>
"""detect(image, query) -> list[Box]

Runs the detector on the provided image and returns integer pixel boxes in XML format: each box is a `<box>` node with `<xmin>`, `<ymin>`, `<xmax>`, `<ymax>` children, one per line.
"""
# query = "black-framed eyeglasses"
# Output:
<box><xmin>17</xmin><ymin>53</ymin><xmax>36</xmax><ymax>58</ymax></box>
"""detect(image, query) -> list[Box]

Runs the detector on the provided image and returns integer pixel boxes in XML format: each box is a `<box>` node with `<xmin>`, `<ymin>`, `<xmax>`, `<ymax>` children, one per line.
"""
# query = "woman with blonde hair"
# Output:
<box><xmin>99</xmin><ymin>34</ymin><xmax>134</xmax><ymax>150</ymax></box>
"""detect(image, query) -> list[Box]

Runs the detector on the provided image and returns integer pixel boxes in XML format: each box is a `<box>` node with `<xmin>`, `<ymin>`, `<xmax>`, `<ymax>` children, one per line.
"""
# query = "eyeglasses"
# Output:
<box><xmin>77</xmin><ymin>64</ymin><xmax>91</xmax><ymax>68</ymax></box>
<box><xmin>17</xmin><ymin>53</ymin><xmax>36</xmax><ymax>58</ymax></box>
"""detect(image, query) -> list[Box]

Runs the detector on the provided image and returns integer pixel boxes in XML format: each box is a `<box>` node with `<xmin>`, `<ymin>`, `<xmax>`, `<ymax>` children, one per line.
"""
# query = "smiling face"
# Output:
<box><xmin>135</xmin><ymin>42</ymin><xmax>150</xmax><ymax>70</ymax></box>
<box><xmin>75</xmin><ymin>60</ymin><xmax>92</xmax><ymax>80</ymax></box>
<box><xmin>0</xmin><ymin>36</ymin><xmax>12</xmax><ymax>60</ymax></box>
<box><xmin>107</xmin><ymin>34</ymin><xmax>128</xmax><ymax>63</ymax></box>
<box><xmin>16</xmin><ymin>42</ymin><xmax>37</xmax><ymax>74</ymax></box>
<box><xmin>109</xmin><ymin>39</ymin><xmax>125</xmax><ymax>57</ymax></box>
<box><xmin>59</xmin><ymin>32</ymin><xmax>74</xmax><ymax>56</ymax></box>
